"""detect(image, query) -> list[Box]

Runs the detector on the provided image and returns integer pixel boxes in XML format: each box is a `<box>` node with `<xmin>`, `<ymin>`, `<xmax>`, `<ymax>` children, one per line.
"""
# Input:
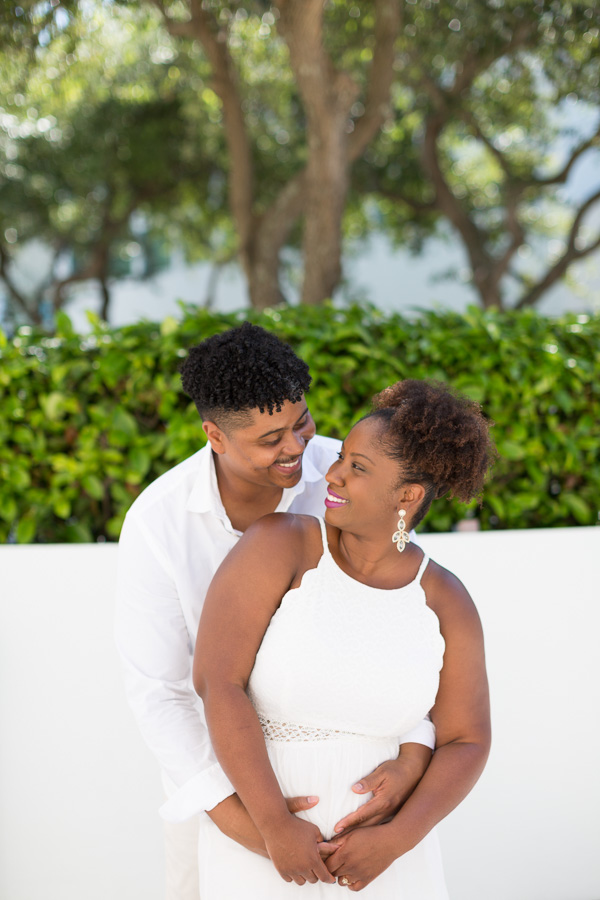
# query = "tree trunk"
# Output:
<box><xmin>301</xmin><ymin>120</ymin><xmax>350</xmax><ymax>305</ymax></box>
<box><xmin>277</xmin><ymin>0</ymin><xmax>359</xmax><ymax>307</ymax></box>
<box><xmin>474</xmin><ymin>274</ymin><xmax>505</xmax><ymax>310</ymax></box>
<box><xmin>99</xmin><ymin>278</ymin><xmax>111</xmax><ymax>321</ymax></box>
<box><xmin>246</xmin><ymin>243</ymin><xmax>286</xmax><ymax>310</ymax></box>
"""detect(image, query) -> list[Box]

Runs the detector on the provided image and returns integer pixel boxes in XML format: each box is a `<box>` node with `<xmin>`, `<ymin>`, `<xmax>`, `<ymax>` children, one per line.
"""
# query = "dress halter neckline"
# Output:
<box><xmin>316</xmin><ymin>516</ymin><xmax>429</xmax><ymax>593</ymax></box>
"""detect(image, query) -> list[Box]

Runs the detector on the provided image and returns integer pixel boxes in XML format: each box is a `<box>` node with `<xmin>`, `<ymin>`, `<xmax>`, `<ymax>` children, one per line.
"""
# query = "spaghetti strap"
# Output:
<box><xmin>415</xmin><ymin>552</ymin><xmax>430</xmax><ymax>584</ymax></box>
<box><xmin>316</xmin><ymin>516</ymin><xmax>331</xmax><ymax>557</ymax></box>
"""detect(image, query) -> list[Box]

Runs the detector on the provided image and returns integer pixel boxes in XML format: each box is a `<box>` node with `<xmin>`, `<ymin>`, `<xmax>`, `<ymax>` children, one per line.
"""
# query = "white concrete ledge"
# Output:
<box><xmin>1</xmin><ymin>528</ymin><xmax>599</xmax><ymax>900</ymax></box>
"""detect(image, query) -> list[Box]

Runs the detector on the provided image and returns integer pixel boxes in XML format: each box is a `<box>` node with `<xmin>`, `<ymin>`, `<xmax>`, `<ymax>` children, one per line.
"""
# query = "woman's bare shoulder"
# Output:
<box><xmin>235</xmin><ymin>512</ymin><xmax>323</xmax><ymax>566</ymax></box>
<box><xmin>244</xmin><ymin>511</ymin><xmax>321</xmax><ymax>541</ymax></box>
<box><xmin>422</xmin><ymin>559</ymin><xmax>481</xmax><ymax>627</ymax></box>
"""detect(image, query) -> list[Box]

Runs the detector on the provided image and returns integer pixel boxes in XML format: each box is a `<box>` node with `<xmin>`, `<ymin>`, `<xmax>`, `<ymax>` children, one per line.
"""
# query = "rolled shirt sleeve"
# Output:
<box><xmin>399</xmin><ymin>715</ymin><xmax>436</xmax><ymax>750</ymax></box>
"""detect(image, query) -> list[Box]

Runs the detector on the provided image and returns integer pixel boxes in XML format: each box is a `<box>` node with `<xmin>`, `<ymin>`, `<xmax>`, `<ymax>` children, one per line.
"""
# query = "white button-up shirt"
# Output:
<box><xmin>115</xmin><ymin>435</ymin><xmax>434</xmax><ymax>823</ymax></box>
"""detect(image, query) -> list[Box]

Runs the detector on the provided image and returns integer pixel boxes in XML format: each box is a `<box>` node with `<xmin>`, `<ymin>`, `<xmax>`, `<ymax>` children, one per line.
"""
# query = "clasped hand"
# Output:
<box><xmin>276</xmin><ymin>748</ymin><xmax>431</xmax><ymax>890</ymax></box>
<box><xmin>263</xmin><ymin>815</ymin><xmax>335</xmax><ymax>886</ymax></box>
<box><xmin>210</xmin><ymin>748</ymin><xmax>430</xmax><ymax>887</ymax></box>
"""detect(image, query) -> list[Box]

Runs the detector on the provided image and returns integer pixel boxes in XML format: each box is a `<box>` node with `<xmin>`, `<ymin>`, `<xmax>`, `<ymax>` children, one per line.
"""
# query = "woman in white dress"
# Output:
<box><xmin>194</xmin><ymin>379</ymin><xmax>494</xmax><ymax>897</ymax></box>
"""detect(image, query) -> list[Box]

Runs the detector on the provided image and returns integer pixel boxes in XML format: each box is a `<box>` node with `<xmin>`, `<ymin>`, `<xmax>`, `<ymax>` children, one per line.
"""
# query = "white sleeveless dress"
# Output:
<box><xmin>198</xmin><ymin>517</ymin><xmax>448</xmax><ymax>898</ymax></box>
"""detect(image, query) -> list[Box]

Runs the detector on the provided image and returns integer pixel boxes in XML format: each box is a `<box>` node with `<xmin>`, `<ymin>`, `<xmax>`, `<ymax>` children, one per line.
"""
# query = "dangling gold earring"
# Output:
<box><xmin>392</xmin><ymin>509</ymin><xmax>410</xmax><ymax>553</ymax></box>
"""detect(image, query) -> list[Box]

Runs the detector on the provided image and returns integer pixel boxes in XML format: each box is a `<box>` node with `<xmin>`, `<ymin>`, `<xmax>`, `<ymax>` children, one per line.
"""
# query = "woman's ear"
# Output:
<box><xmin>202</xmin><ymin>420</ymin><xmax>227</xmax><ymax>455</ymax></box>
<box><xmin>396</xmin><ymin>484</ymin><xmax>426</xmax><ymax>519</ymax></box>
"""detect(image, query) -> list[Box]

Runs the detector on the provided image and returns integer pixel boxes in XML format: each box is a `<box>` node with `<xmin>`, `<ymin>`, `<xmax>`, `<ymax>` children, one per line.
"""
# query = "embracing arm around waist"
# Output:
<box><xmin>115</xmin><ymin>512</ymin><xmax>234</xmax><ymax>820</ymax></box>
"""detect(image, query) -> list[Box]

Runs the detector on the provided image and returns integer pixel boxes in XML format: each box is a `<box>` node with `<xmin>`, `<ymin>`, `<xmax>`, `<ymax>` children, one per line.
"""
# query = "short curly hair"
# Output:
<box><xmin>369</xmin><ymin>379</ymin><xmax>496</xmax><ymax>528</ymax></box>
<box><xmin>179</xmin><ymin>322</ymin><xmax>311</xmax><ymax>428</ymax></box>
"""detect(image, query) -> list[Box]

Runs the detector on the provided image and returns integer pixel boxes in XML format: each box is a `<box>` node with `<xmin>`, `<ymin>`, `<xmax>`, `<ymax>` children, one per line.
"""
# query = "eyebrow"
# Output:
<box><xmin>351</xmin><ymin>452</ymin><xmax>375</xmax><ymax>464</ymax></box>
<box><xmin>257</xmin><ymin>406</ymin><xmax>309</xmax><ymax>439</ymax></box>
<box><xmin>339</xmin><ymin>443</ymin><xmax>375</xmax><ymax>466</ymax></box>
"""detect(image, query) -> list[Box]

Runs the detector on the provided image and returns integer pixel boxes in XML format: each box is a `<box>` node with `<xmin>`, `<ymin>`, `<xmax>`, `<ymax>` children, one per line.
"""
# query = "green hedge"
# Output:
<box><xmin>1</xmin><ymin>303</ymin><xmax>598</xmax><ymax>542</ymax></box>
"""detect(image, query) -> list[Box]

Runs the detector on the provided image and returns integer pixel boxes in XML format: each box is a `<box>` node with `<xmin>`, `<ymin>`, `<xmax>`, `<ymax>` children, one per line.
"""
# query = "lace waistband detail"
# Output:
<box><xmin>257</xmin><ymin>714</ymin><xmax>384</xmax><ymax>743</ymax></box>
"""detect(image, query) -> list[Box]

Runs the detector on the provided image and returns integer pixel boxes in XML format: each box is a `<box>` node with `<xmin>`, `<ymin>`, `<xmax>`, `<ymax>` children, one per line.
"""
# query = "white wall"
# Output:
<box><xmin>417</xmin><ymin>529</ymin><xmax>600</xmax><ymax>900</ymax></box>
<box><xmin>1</xmin><ymin>529</ymin><xmax>599</xmax><ymax>900</ymax></box>
<box><xmin>0</xmin><ymin>544</ymin><xmax>164</xmax><ymax>900</ymax></box>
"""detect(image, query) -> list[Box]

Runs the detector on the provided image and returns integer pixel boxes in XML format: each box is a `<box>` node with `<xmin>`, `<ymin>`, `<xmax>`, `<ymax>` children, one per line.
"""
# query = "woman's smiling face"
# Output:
<box><xmin>324</xmin><ymin>417</ymin><xmax>403</xmax><ymax>533</ymax></box>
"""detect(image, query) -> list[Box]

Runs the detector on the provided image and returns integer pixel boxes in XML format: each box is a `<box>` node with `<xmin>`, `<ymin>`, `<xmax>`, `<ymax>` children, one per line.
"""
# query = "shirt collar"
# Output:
<box><xmin>186</xmin><ymin>444</ymin><xmax>227</xmax><ymax>517</ymax></box>
<box><xmin>186</xmin><ymin>440</ymin><xmax>324</xmax><ymax>518</ymax></box>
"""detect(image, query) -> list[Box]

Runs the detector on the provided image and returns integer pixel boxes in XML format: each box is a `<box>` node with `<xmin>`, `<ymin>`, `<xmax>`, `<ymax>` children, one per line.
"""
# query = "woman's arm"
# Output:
<box><xmin>193</xmin><ymin>513</ymin><xmax>335</xmax><ymax>887</ymax></box>
<box><xmin>326</xmin><ymin>564</ymin><xmax>491</xmax><ymax>890</ymax></box>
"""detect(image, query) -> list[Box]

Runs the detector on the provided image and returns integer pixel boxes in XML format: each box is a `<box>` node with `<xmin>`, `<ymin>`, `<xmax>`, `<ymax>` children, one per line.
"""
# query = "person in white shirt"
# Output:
<box><xmin>115</xmin><ymin>323</ymin><xmax>435</xmax><ymax>900</ymax></box>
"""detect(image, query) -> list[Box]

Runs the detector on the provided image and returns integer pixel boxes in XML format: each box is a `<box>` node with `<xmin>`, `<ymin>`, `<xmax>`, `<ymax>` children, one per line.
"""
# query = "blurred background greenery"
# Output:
<box><xmin>1</xmin><ymin>2</ymin><xmax>599</xmax><ymax>541</ymax></box>
<box><xmin>1</xmin><ymin>304</ymin><xmax>598</xmax><ymax>541</ymax></box>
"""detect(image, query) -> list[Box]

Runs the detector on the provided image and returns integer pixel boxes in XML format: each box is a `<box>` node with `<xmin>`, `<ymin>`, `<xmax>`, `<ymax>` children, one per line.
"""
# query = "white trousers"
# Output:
<box><xmin>164</xmin><ymin>814</ymin><xmax>201</xmax><ymax>900</ymax></box>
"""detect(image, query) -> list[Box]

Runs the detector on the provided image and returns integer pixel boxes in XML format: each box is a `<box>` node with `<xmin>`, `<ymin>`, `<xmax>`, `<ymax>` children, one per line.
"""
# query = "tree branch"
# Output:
<box><xmin>347</xmin><ymin>0</ymin><xmax>401</xmax><ymax>162</ymax></box>
<box><xmin>516</xmin><ymin>188</ymin><xmax>600</xmax><ymax>308</ymax></box>
<box><xmin>489</xmin><ymin>182</ymin><xmax>526</xmax><ymax>284</ymax></box>
<box><xmin>0</xmin><ymin>244</ymin><xmax>43</xmax><ymax>325</ymax></box>
<box><xmin>51</xmin><ymin>247</ymin><xmax>108</xmax><ymax>311</ymax></box>
<box><xmin>450</xmin><ymin>20</ymin><xmax>537</xmax><ymax>97</ymax></box>
<box><xmin>421</xmin><ymin>117</ymin><xmax>491</xmax><ymax>272</ymax></box>
<box><xmin>145</xmin><ymin>0</ymin><xmax>255</xmax><ymax>267</ymax></box>
<box><xmin>146</xmin><ymin>0</ymin><xmax>197</xmax><ymax>39</ymax></box>
<box><xmin>50</xmin><ymin>180</ymin><xmax>169</xmax><ymax>311</ymax></box>
<box><xmin>533</xmin><ymin>126</ymin><xmax>600</xmax><ymax>186</ymax></box>
<box><xmin>457</xmin><ymin>108</ymin><xmax>515</xmax><ymax>179</ymax></box>
<box><xmin>374</xmin><ymin>187</ymin><xmax>437</xmax><ymax>214</ymax></box>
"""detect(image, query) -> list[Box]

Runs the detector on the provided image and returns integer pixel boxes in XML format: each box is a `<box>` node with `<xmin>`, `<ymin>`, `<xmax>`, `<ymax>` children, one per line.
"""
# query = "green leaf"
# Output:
<box><xmin>129</xmin><ymin>447</ymin><xmax>151</xmax><ymax>477</ymax></box>
<box><xmin>106</xmin><ymin>514</ymin><xmax>125</xmax><ymax>539</ymax></box>
<box><xmin>562</xmin><ymin>493</ymin><xmax>592</xmax><ymax>525</ymax></box>
<box><xmin>110</xmin><ymin>407</ymin><xmax>138</xmax><ymax>437</ymax></box>
<box><xmin>485</xmin><ymin>494</ymin><xmax>505</xmax><ymax>519</ymax></box>
<box><xmin>55</xmin><ymin>311</ymin><xmax>74</xmax><ymax>336</ymax></box>
<box><xmin>41</xmin><ymin>392</ymin><xmax>66</xmax><ymax>421</ymax></box>
<box><xmin>455</xmin><ymin>383</ymin><xmax>486</xmax><ymax>403</ymax></box>
<box><xmin>16</xmin><ymin>516</ymin><xmax>36</xmax><ymax>544</ymax></box>
<box><xmin>82</xmin><ymin>475</ymin><xmax>105</xmax><ymax>500</ymax></box>
<box><xmin>160</xmin><ymin>316</ymin><xmax>179</xmax><ymax>336</ymax></box>
<box><xmin>65</xmin><ymin>521</ymin><xmax>94</xmax><ymax>542</ymax></box>
<box><xmin>0</xmin><ymin>496</ymin><xmax>18</xmax><ymax>522</ymax></box>
<box><xmin>498</xmin><ymin>440</ymin><xmax>526</xmax><ymax>461</ymax></box>
<box><xmin>53</xmin><ymin>496</ymin><xmax>72</xmax><ymax>519</ymax></box>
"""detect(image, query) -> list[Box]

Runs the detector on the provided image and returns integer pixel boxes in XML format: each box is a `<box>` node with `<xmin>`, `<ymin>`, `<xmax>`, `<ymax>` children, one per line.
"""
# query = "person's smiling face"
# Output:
<box><xmin>208</xmin><ymin>397</ymin><xmax>316</xmax><ymax>490</ymax></box>
<box><xmin>324</xmin><ymin>417</ymin><xmax>402</xmax><ymax>533</ymax></box>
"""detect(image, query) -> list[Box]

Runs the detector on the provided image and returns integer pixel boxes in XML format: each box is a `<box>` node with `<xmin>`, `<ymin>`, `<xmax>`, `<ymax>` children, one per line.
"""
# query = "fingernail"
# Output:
<box><xmin>334</xmin><ymin>826</ymin><xmax>343</xmax><ymax>833</ymax></box>
<box><xmin>307</xmin><ymin>796</ymin><xmax>318</xmax><ymax>803</ymax></box>
<box><xmin>353</xmin><ymin>782</ymin><xmax>363</xmax><ymax>791</ymax></box>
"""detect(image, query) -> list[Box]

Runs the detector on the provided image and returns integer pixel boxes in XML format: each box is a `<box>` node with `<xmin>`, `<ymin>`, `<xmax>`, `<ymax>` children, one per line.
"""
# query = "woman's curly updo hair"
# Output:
<box><xmin>369</xmin><ymin>379</ymin><xmax>496</xmax><ymax>528</ymax></box>
<box><xmin>179</xmin><ymin>322</ymin><xmax>311</xmax><ymax>429</ymax></box>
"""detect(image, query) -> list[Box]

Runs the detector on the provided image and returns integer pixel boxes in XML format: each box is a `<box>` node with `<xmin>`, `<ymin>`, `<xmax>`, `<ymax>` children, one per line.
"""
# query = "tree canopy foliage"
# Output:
<box><xmin>1</xmin><ymin>0</ymin><xmax>599</xmax><ymax>326</ymax></box>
